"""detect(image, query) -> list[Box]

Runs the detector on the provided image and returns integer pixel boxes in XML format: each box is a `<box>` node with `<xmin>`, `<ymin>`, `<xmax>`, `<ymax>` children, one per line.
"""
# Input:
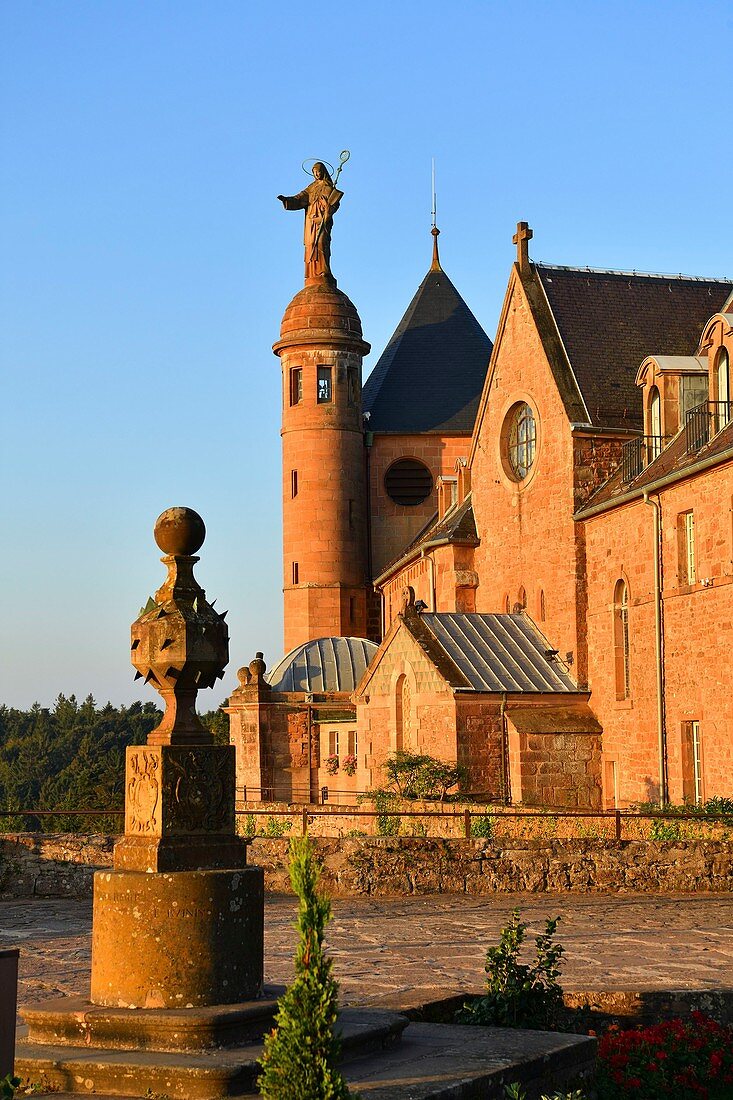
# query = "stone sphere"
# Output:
<box><xmin>154</xmin><ymin>507</ymin><xmax>206</xmax><ymax>556</ymax></box>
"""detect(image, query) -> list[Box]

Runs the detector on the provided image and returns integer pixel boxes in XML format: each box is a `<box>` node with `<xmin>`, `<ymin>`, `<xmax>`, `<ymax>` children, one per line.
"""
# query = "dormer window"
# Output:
<box><xmin>680</xmin><ymin>374</ymin><xmax>708</xmax><ymax>421</ymax></box>
<box><xmin>648</xmin><ymin>386</ymin><xmax>663</xmax><ymax>459</ymax></box>
<box><xmin>715</xmin><ymin>348</ymin><xmax>731</xmax><ymax>431</ymax></box>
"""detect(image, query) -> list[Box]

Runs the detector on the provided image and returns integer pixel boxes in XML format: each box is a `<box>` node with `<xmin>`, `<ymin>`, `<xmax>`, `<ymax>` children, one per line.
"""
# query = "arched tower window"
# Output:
<box><xmin>716</xmin><ymin>348</ymin><xmax>730</xmax><ymax>430</ymax></box>
<box><xmin>516</xmin><ymin>587</ymin><xmax>527</xmax><ymax>610</ymax></box>
<box><xmin>539</xmin><ymin>590</ymin><xmax>546</xmax><ymax>622</ymax></box>
<box><xmin>613</xmin><ymin>579</ymin><xmax>630</xmax><ymax>700</ymax></box>
<box><xmin>648</xmin><ymin>386</ymin><xmax>662</xmax><ymax>458</ymax></box>
<box><xmin>504</xmin><ymin>594</ymin><xmax>511</xmax><ymax>613</ymax></box>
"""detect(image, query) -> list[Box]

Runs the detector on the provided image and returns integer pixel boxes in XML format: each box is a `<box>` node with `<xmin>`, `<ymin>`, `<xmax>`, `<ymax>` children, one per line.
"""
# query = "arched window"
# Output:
<box><xmin>648</xmin><ymin>387</ymin><xmax>662</xmax><ymax>459</ymax></box>
<box><xmin>504</xmin><ymin>594</ymin><xmax>510</xmax><ymax>613</ymax></box>
<box><xmin>395</xmin><ymin>674</ymin><xmax>411</xmax><ymax>752</ymax></box>
<box><xmin>716</xmin><ymin>348</ymin><xmax>730</xmax><ymax>430</ymax></box>
<box><xmin>515</xmin><ymin>587</ymin><xmax>527</xmax><ymax>612</ymax></box>
<box><xmin>395</xmin><ymin>674</ymin><xmax>404</xmax><ymax>751</ymax></box>
<box><xmin>539</xmin><ymin>590</ymin><xmax>546</xmax><ymax>622</ymax></box>
<box><xmin>613</xmin><ymin>580</ymin><xmax>630</xmax><ymax>700</ymax></box>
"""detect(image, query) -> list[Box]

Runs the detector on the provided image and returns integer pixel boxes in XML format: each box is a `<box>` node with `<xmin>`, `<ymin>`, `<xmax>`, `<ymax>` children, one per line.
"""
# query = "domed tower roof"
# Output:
<box><xmin>273</xmin><ymin>280</ymin><xmax>370</xmax><ymax>357</ymax></box>
<box><xmin>265</xmin><ymin>636</ymin><xmax>377</xmax><ymax>693</ymax></box>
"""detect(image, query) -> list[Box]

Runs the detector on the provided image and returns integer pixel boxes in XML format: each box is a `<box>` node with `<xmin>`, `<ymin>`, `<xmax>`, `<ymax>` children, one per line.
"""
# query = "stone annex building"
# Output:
<box><xmin>227</xmin><ymin>218</ymin><xmax>733</xmax><ymax>811</ymax></box>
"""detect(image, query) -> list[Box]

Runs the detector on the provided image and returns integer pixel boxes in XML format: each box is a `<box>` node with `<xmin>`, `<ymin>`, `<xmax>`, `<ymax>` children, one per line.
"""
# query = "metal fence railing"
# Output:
<box><xmin>685</xmin><ymin>400</ymin><xmax>733</xmax><ymax>453</ymax></box>
<box><xmin>2</xmin><ymin>806</ymin><xmax>732</xmax><ymax>842</ymax></box>
<box><xmin>621</xmin><ymin>435</ymin><xmax>668</xmax><ymax>483</ymax></box>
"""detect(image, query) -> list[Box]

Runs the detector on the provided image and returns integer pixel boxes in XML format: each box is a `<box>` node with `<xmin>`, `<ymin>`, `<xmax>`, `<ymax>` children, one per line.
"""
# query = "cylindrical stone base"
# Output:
<box><xmin>90</xmin><ymin>868</ymin><xmax>264</xmax><ymax>1009</ymax></box>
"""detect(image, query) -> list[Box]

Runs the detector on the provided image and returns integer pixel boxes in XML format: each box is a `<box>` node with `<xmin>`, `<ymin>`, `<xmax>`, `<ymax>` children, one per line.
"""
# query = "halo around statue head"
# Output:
<box><xmin>301</xmin><ymin>157</ymin><xmax>335</xmax><ymax>177</ymax></box>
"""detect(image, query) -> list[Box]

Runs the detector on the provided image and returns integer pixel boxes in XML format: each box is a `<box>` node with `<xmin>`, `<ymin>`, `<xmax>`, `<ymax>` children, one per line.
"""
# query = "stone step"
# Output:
<box><xmin>16</xmin><ymin>1017</ymin><xmax>595</xmax><ymax>1099</ymax></box>
<box><xmin>15</xmin><ymin>1008</ymin><xmax>408</xmax><ymax>1099</ymax></box>
<box><xmin>21</xmin><ymin>990</ymin><xmax>285</xmax><ymax>1053</ymax></box>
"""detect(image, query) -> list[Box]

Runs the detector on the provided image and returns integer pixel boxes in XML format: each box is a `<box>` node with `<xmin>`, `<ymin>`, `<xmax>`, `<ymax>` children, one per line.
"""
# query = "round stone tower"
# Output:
<box><xmin>273</xmin><ymin>279</ymin><xmax>371</xmax><ymax>653</ymax></box>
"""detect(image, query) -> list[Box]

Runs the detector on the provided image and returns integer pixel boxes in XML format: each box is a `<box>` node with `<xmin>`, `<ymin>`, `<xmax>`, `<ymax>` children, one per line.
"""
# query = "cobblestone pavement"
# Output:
<box><xmin>3</xmin><ymin>893</ymin><xmax>733</xmax><ymax>1017</ymax></box>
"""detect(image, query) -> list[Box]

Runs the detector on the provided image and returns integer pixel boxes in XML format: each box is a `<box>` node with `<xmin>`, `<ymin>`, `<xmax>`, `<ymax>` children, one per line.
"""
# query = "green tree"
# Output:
<box><xmin>383</xmin><ymin>750</ymin><xmax>464</xmax><ymax>800</ymax></box>
<box><xmin>0</xmin><ymin>698</ymin><xmax>160</xmax><ymax>832</ymax></box>
<box><xmin>258</xmin><ymin>837</ymin><xmax>354</xmax><ymax>1100</ymax></box>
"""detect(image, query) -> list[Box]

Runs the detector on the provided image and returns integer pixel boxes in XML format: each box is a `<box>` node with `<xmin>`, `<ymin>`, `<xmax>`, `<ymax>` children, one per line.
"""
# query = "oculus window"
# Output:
<box><xmin>385</xmin><ymin>458</ymin><xmax>433</xmax><ymax>506</ymax></box>
<box><xmin>504</xmin><ymin>402</ymin><xmax>537</xmax><ymax>480</ymax></box>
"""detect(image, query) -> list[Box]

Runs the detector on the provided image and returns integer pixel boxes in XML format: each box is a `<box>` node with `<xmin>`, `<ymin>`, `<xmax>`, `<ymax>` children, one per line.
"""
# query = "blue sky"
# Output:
<box><xmin>2</xmin><ymin>0</ymin><xmax>732</xmax><ymax>708</ymax></box>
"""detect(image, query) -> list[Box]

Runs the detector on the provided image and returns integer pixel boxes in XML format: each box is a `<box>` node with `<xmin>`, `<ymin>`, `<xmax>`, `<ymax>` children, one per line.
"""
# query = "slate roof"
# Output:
<box><xmin>374</xmin><ymin>494</ymin><xmax>478</xmax><ymax>584</ymax></box>
<box><xmin>363</xmin><ymin>266</ymin><xmax>492</xmax><ymax>434</ymax></box>
<box><xmin>535</xmin><ymin>265</ymin><xmax>733</xmax><ymax>431</ymax></box>
<box><xmin>266</xmin><ymin>636</ymin><xmax>378</xmax><ymax>694</ymax></box>
<box><xmin>412</xmin><ymin>612</ymin><xmax>580</xmax><ymax>693</ymax></box>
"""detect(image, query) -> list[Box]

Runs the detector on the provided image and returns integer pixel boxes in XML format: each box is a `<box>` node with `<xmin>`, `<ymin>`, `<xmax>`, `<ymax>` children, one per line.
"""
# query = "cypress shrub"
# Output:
<box><xmin>258</xmin><ymin>837</ymin><xmax>355</xmax><ymax>1099</ymax></box>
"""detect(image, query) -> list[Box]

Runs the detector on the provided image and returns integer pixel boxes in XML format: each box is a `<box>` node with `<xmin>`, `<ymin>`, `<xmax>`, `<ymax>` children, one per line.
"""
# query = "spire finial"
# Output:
<box><xmin>431</xmin><ymin>225</ymin><xmax>441</xmax><ymax>271</ymax></box>
<box><xmin>430</xmin><ymin>158</ymin><xmax>442</xmax><ymax>271</ymax></box>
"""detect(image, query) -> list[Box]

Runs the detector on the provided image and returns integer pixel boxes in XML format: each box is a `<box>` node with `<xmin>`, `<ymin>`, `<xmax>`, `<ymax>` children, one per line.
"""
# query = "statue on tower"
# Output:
<box><xmin>278</xmin><ymin>152</ymin><xmax>349</xmax><ymax>282</ymax></box>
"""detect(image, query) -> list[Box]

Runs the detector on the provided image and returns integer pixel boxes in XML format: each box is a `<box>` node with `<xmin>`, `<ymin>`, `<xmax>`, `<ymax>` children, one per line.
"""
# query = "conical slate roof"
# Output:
<box><xmin>362</xmin><ymin>260</ymin><xmax>492</xmax><ymax>434</ymax></box>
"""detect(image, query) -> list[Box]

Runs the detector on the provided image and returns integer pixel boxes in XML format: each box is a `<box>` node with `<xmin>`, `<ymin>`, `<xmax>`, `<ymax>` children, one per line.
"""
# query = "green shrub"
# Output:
<box><xmin>649</xmin><ymin>819</ymin><xmax>681</xmax><ymax>841</ymax></box>
<box><xmin>1</xmin><ymin>1076</ymin><xmax>20</xmax><ymax>1099</ymax></box>
<box><xmin>504</xmin><ymin>1085</ymin><xmax>587</xmax><ymax>1100</ymax></box>
<box><xmin>457</xmin><ymin>909</ymin><xmax>565</xmax><ymax>1030</ymax></box>
<box><xmin>470</xmin><ymin>814</ymin><xmax>494</xmax><ymax>839</ymax></box>
<box><xmin>258</xmin><ymin>837</ymin><xmax>355</xmax><ymax>1099</ymax></box>
<box><xmin>372</xmin><ymin>789</ymin><xmax>399</xmax><ymax>836</ymax></box>
<box><xmin>263</xmin><ymin>816</ymin><xmax>292</xmax><ymax>838</ymax></box>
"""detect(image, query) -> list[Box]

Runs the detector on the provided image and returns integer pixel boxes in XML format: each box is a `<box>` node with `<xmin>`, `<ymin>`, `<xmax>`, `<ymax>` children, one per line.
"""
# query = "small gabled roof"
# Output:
<box><xmin>363</xmin><ymin>254</ymin><xmax>492</xmax><ymax>434</ymax></box>
<box><xmin>374</xmin><ymin>493</ymin><xmax>478</xmax><ymax>585</ymax></box>
<box><xmin>418</xmin><ymin>612</ymin><xmax>579</xmax><ymax>693</ymax></box>
<box><xmin>535</xmin><ymin>265</ymin><xmax>733</xmax><ymax>430</ymax></box>
<box><xmin>266</xmin><ymin>636</ymin><xmax>377</xmax><ymax>694</ymax></box>
<box><xmin>357</xmin><ymin>608</ymin><xmax>580</xmax><ymax>698</ymax></box>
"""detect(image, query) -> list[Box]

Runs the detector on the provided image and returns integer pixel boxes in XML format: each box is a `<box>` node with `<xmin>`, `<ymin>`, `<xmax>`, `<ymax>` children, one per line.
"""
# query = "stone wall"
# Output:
<box><xmin>0</xmin><ymin>834</ymin><xmax>114</xmax><ymax>899</ymax></box>
<box><xmin>584</xmin><ymin>465</ymin><xmax>733</xmax><ymax>807</ymax></box>
<box><xmin>2</xmin><ymin>833</ymin><xmax>732</xmax><ymax>899</ymax></box>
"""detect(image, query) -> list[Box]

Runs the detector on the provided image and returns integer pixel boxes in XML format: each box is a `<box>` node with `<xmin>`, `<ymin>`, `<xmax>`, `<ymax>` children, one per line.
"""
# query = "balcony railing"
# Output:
<box><xmin>685</xmin><ymin>400</ymin><xmax>733</xmax><ymax>454</ymax></box>
<box><xmin>621</xmin><ymin>435</ymin><xmax>667</xmax><ymax>483</ymax></box>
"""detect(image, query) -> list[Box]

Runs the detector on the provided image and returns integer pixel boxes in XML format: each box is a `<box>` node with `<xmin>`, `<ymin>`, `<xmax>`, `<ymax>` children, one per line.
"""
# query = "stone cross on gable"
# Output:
<box><xmin>513</xmin><ymin>221</ymin><xmax>533</xmax><ymax>274</ymax></box>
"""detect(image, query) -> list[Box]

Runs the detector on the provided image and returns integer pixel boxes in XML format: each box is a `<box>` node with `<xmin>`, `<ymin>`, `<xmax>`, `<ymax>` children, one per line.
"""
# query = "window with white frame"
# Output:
<box><xmin>716</xmin><ymin>348</ymin><xmax>731</xmax><ymax>430</ymax></box>
<box><xmin>677</xmin><ymin>511</ymin><xmax>696</xmax><ymax>585</ymax></box>
<box><xmin>682</xmin><ymin>721</ymin><xmax>704</xmax><ymax>805</ymax></box>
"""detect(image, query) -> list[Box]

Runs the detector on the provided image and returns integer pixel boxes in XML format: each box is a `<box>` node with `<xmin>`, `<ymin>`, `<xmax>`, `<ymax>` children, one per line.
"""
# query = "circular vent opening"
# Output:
<box><xmin>384</xmin><ymin>458</ymin><xmax>433</xmax><ymax>506</ymax></box>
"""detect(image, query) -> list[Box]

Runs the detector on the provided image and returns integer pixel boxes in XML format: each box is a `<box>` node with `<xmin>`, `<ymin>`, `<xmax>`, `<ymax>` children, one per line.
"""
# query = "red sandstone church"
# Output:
<box><xmin>228</xmin><ymin>220</ymin><xmax>733</xmax><ymax>811</ymax></box>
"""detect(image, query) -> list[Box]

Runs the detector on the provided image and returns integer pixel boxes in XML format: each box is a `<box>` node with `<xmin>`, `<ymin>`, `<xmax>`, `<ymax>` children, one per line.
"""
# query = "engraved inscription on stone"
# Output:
<box><xmin>127</xmin><ymin>750</ymin><xmax>161</xmax><ymax>834</ymax></box>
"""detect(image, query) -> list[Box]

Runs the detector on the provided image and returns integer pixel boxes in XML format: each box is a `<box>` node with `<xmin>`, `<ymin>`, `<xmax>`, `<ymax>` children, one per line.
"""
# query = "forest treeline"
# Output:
<box><xmin>0</xmin><ymin>694</ymin><xmax>229</xmax><ymax>832</ymax></box>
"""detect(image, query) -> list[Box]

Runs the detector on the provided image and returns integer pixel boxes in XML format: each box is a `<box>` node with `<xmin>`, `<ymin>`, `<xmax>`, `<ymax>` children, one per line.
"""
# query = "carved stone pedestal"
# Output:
<box><xmin>91</xmin><ymin>868</ymin><xmax>264</xmax><ymax>1008</ymax></box>
<box><xmin>18</xmin><ymin>508</ymin><xmax>269</xmax><ymax>1096</ymax></box>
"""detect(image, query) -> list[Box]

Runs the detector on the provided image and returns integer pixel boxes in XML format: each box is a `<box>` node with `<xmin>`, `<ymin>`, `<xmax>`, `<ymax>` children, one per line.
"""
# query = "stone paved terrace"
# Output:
<box><xmin>4</xmin><ymin>892</ymin><xmax>733</xmax><ymax>1017</ymax></box>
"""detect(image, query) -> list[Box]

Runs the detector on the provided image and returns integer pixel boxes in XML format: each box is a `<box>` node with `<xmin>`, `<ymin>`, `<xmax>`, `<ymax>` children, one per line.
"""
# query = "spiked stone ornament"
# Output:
<box><xmin>131</xmin><ymin>507</ymin><xmax>229</xmax><ymax>745</ymax></box>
